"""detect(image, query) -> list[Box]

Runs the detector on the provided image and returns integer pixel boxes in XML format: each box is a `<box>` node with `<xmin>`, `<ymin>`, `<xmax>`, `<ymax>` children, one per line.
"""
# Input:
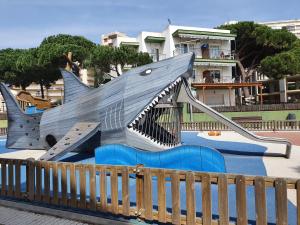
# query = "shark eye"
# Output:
<box><xmin>140</xmin><ymin>68</ymin><xmax>152</xmax><ymax>76</ymax></box>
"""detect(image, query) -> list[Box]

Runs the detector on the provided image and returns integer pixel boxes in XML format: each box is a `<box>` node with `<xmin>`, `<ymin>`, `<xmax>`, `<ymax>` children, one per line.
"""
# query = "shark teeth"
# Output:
<box><xmin>127</xmin><ymin>77</ymin><xmax>183</xmax><ymax>146</ymax></box>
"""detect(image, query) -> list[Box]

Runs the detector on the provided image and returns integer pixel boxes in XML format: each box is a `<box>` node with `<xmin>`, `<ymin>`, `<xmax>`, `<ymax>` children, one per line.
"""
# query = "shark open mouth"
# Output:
<box><xmin>128</xmin><ymin>77</ymin><xmax>182</xmax><ymax>147</ymax></box>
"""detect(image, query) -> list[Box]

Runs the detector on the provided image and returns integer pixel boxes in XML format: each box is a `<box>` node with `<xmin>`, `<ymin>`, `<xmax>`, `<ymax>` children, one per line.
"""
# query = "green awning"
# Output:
<box><xmin>120</xmin><ymin>41</ymin><xmax>139</xmax><ymax>46</ymax></box>
<box><xmin>173</xmin><ymin>29</ymin><xmax>236</xmax><ymax>40</ymax></box>
<box><xmin>145</xmin><ymin>36</ymin><xmax>165</xmax><ymax>43</ymax></box>
<box><xmin>194</xmin><ymin>58</ymin><xmax>237</xmax><ymax>67</ymax></box>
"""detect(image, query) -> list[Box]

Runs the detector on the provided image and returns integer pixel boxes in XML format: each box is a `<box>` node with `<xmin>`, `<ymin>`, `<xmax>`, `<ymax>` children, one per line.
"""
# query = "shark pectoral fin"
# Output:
<box><xmin>39</xmin><ymin>122</ymin><xmax>101</xmax><ymax>161</ymax></box>
<box><xmin>60</xmin><ymin>69</ymin><xmax>92</xmax><ymax>103</ymax></box>
<box><xmin>0</xmin><ymin>83</ymin><xmax>44</xmax><ymax>149</ymax></box>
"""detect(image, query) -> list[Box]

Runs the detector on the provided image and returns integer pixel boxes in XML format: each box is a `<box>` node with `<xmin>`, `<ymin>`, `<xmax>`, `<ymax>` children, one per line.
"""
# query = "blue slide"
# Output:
<box><xmin>95</xmin><ymin>144</ymin><xmax>226</xmax><ymax>173</ymax></box>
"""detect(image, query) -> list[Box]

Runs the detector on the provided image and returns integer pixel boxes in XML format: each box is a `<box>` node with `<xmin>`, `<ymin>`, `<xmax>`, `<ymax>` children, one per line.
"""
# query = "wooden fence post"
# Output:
<box><xmin>255</xmin><ymin>177</ymin><xmax>267</xmax><ymax>225</ymax></box>
<box><xmin>15</xmin><ymin>160</ymin><xmax>21</xmax><ymax>198</ymax></box>
<box><xmin>143</xmin><ymin>168</ymin><xmax>153</xmax><ymax>221</ymax></box>
<box><xmin>89</xmin><ymin>165</ymin><xmax>96</xmax><ymax>211</ymax></box>
<box><xmin>122</xmin><ymin>167</ymin><xmax>130</xmax><ymax>216</ymax></box>
<box><xmin>218</xmin><ymin>174</ymin><xmax>229</xmax><ymax>225</ymax></box>
<box><xmin>52</xmin><ymin>163</ymin><xmax>58</xmax><ymax>205</ymax></box>
<box><xmin>186</xmin><ymin>172</ymin><xmax>195</xmax><ymax>225</ymax></box>
<box><xmin>202</xmin><ymin>174</ymin><xmax>212</xmax><ymax>225</ymax></box>
<box><xmin>171</xmin><ymin>171</ymin><xmax>180</xmax><ymax>225</ymax></box>
<box><xmin>70</xmin><ymin>163</ymin><xmax>77</xmax><ymax>208</ymax></box>
<box><xmin>79</xmin><ymin>165</ymin><xmax>86</xmax><ymax>209</ymax></box>
<box><xmin>7</xmin><ymin>161</ymin><xmax>14</xmax><ymax>196</ymax></box>
<box><xmin>236</xmin><ymin>175</ymin><xmax>248</xmax><ymax>225</ymax></box>
<box><xmin>1</xmin><ymin>159</ymin><xmax>6</xmax><ymax>196</ymax></box>
<box><xmin>61</xmin><ymin>163</ymin><xmax>68</xmax><ymax>206</ymax></box>
<box><xmin>110</xmin><ymin>167</ymin><xmax>118</xmax><ymax>214</ymax></box>
<box><xmin>27</xmin><ymin>160</ymin><xmax>35</xmax><ymax>201</ymax></box>
<box><xmin>275</xmin><ymin>178</ymin><xmax>288</xmax><ymax>225</ymax></box>
<box><xmin>99</xmin><ymin>166</ymin><xmax>107</xmax><ymax>211</ymax></box>
<box><xmin>157</xmin><ymin>169</ymin><xmax>166</xmax><ymax>223</ymax></box>
<box><xmin>136</xmin><ymin>166</ymin><xmax>144</xmax><ymax>217</ymax></box>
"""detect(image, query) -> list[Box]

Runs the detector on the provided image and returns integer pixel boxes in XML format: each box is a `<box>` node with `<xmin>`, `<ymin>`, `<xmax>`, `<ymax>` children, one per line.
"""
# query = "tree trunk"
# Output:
<box><xmin>236</xmin><ymin>59</ymin><xmax>250</xmax><ymax>98</ymax></box>
<box><xmin>39</xmin><ymin>82</ymin><xmax>45</xmax><ymax>99</ymax></box>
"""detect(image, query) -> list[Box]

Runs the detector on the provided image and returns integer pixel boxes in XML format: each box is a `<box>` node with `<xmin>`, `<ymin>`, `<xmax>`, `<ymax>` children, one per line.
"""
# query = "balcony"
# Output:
<box><xmin>174</xmin><ymin>47</ymin><xmax>235</xmax><ymax>60</ymax></box>
<box><xmin>149</xmin><ymin>53</ymin><xmax>166</xmax><ymax>62</ymax></box>
<box><xmin>191</xmin><ymin>76</ymin><xmax>263</xmax><ymax>90</ymax></box>
<box><xmin>193</xmin><ymin>77</ymin><xmax>236</xmax><ymax>84</ymax></box>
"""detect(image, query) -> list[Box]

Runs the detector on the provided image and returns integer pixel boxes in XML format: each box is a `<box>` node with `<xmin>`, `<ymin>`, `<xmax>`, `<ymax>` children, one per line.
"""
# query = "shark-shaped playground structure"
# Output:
<box><xmin>0</xmin><ymin>53</ymin><xmax>292</xmax><ymax>161</ymax></box>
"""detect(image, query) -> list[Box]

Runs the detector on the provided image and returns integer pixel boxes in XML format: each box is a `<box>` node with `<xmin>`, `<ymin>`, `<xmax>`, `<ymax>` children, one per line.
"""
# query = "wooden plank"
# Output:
<box><xmin>157</xmin><ymin>169</ymin><xmax>166</xmax><ymax>223</ymax></box>
<box><xmin>100</xmin><ymin>167</ymin><xmax>107</xmax><ymax>211</ymax></box>
<box><xmin>1</xmin><ymin>160</ymin><xmax>7</xmax><ymax>196</ymax></box>
<box><xmin>255</xmin><ymin>177</ymin><xmax>267</xmax><ymax>225</ymax></box>
<box><xmin>61</xmin><ymin>163</ymin><xmax>68</xmax><ymax>206</ymax></box>
<box><xmin>121</xmin><ymin>167</ymin><xmax>130</xmax><ymax>216</ymax></box>
<box><xmin>28</xmin><ymin>160</ymin><xmax>35</xmax><ymax>201</ymax></box>
<box><xmin>297</xmin><ymin>180</ymin><xmax>300</xmax><ymax>225</ymax></box>
<box><xmin>186</xmin><ymin>172</ymin><xmax>195</xmax><ymax>225</ymax></box>
<box><xmin>7</xmin><ymin>161</ymin><xmax>14</xmax><ymax>196</ymax></box>
<box><xmin>70</xmin><ymin>164</ymin><xmax>77</xmax><ymax>208</ymax></box>
<box><xmin>35</xmin><ymin>161</ymin><xmax>42</xmax><ymax>201</ymax></box>
<box><xmin>171</xmin><ymin>171</ymin><xmax>180</xmax><ymax>225</ymax></box>
<box><xmin>52</xmin><ymin>163</ymin><xmax>58</xmax><ymax>205</ymax></box>
<box><xmin>79</xmin><ymin>165</ymin><xmax>86</xmax><ymax>209</ymax></box>
<box><xmin>275</xmin><ymin>178</ymin><xmax>288</xmax><ymax>225</ymax></box>
<box><xmin>110</xmin><ymin>167</ymin><xmax>118</xmax><ymax>214</ymax></box>
<box><xmin>136</xmin><ymin>173</ymin><xmax>144</xmax><ymax>215</ymax></box>
<box><xmin>43</xmin><ymin>162</ymin><xmax>50</xmax><ymax>203</ymax></box>
<box><xmin>218</xmin><ymin>174</ymin><xmax>229</xmax><ymax>225</ymax></box>
<box><xmin>202</xmin><ymin>173</ymin><xmax>212</xmax><ymax>225</ymax></box>
<box><xmin>15</xmin><ymin>161</ymin><xmax>21</xmax><ymax>198</ymax></box>
<box><xmin>143</xmin><ymin>168</ymin><xmax>153</xmax><ymax>220</ymax></box>
<box><xmin>236</xmin><ymin>175</ymin><xmax>248</xmax><ymax>225</ymax></box>
<box><xmin>89</xmin><ymin>165</ymin><xmax>96</xmax><ymax>211</ymax></box>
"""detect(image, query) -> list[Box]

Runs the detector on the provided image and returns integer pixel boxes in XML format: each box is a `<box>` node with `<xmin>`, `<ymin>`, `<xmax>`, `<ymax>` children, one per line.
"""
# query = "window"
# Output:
<box><xmin>211</xmin><ymin>70</ymin><xmax>221</xmax><ymax>80</ymax></box>
<box><xmin>182</xmin><ymin>44</ymin><xmax>188</xmax><ymax>53</ymax></box>
<box><xmin>210</xmin><ymin>46</ymin><xmax>220</xmax><ymax>59</ymax></box>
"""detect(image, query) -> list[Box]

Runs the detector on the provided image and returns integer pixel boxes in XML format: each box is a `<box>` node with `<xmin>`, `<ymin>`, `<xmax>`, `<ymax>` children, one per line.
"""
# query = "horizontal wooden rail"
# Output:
<box><xmin>188</xmin><ymin>102</ymin><xmax>300</xmax><ymax>113</ymax></box>
<box><xmin>0</xmin><ymin>158</ymin><xmax>299</xmax><ymax>224</ymax></box>
<box><xmin>181</xmin><ymin>120</ymin><xmax>300</xmax><ymax>131</ymax></box>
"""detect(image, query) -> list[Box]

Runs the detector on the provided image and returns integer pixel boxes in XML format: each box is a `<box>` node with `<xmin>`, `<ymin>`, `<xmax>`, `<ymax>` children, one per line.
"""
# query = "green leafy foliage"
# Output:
<box><xmin>89</xmin><ymin>45</ymin><xmax>152</xmax><ymax>87</ymax></box>
<box><xmin>0</xmin><ymin>33</ymin><xmax>153</xmax><ymax>93</ymax></box>
<box><xmin>261</xmin><ymin>40</ymin><xmax>300</xmax><ymax>79</ymax></box>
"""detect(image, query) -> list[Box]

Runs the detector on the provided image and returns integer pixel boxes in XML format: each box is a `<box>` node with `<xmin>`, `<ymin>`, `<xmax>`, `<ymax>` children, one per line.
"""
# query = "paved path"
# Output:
<box><xmin>255</xmin><ymin>131</ymin><xmax>300</xmax><ymax>146</ymax></box>
<box><xmin>0</xmin><ymin>205</ymin><xmax>90</xmax><ymax>225</ymax></box>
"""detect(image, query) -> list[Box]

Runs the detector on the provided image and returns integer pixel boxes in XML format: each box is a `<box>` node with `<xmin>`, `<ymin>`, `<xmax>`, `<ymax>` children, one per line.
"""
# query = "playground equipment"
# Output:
<box><xmin>16</xmin><ymin>90</ymin><xmax>51</xmax><ymax>110</ymax></box>
<box><xmin>95</xmin><ymin>144</ymin><xmax>226</xmax><ymax>172</ymax></box>
<box><xmin>0</xmin><ymin>53</ymin><xmax>292</xmax><ymax>161</ymax></box>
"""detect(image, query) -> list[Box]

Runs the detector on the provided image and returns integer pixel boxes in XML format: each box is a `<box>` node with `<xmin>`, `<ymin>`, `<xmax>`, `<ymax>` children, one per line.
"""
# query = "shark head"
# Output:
<box><xmin>115</xmin><ymin>52</ymin><xmax>195</xmax><ymax>150</ymax></box>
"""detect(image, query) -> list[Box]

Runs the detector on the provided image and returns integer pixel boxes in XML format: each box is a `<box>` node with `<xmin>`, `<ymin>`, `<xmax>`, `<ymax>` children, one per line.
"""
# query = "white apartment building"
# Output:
<box><xmin>260</xmin><ymin>19</ymin><xmax>300</xmax><ymax>38</ymax></box>
<box><xmin>102</xmin><ymin>25</ymin><xmax>238</xmax><ymax>106</ymax></box>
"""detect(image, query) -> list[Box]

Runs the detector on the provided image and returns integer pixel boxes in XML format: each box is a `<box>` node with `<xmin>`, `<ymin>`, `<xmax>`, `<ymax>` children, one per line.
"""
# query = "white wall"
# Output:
<box><xmin>197</xmin><ymin>89</ymin><xmax>236</xmax><ymax>106</ymax></box>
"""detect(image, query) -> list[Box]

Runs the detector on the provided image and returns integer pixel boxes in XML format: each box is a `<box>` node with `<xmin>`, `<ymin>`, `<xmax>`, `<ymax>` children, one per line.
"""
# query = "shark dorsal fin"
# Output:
<box><xmin>60</xmin><ymin>69</ymin><xmax>92</xmax><ymax>103</ymax></box>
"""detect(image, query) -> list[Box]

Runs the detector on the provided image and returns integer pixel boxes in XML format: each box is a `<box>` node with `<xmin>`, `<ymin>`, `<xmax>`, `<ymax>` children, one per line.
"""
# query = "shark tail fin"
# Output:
<box><xmin>60</xmin><ymin>69</ymin><xmax>92</xmax><ymax>103</ymax></box>
<box><xmin>0</xmin><ymin>83</ymin><xmax>44</xmax><ymax>149</ymax></box>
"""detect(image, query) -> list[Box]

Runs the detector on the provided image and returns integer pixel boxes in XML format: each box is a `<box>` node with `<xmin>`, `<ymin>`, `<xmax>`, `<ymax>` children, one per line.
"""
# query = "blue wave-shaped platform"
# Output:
<box><xmin>95</xmin><ymin>144</ymin><xmax>226</xmax><ymax>173</ymax></box>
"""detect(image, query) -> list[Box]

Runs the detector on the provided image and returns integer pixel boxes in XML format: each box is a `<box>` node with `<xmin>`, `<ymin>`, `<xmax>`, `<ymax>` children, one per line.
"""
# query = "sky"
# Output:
<box><xmin>0</xmin><ymin>0</ymin><xmax>299</xmax><ymax>49</ymax></box>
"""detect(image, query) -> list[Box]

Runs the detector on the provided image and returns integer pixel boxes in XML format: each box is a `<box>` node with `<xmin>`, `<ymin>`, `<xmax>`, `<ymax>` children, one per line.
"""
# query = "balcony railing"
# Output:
<box><xmin>149</xmin><ymin>53</ymin><xmax>166</xmax><ymax>62</ymax></box>
<box><xmin>193</xmin><ymin>76</ymin><xmax>236</xmax><ymax>84</ymax></box>
<box><xmin>173</xmin><ymin>47</ymin><xmax>235</xmax><ymax>60</ymax></box>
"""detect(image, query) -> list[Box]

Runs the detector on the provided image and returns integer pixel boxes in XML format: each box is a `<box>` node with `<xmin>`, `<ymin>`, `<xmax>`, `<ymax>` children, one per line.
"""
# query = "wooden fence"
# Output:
<box><xmin>0</xmin><ymin>158</ymin><xmax>299</xmax><ymax>225</ymax></box>
<box><xmin>187</xmin><ymin>102</ymin><xmax>300</xmax><ymax>113</ymax></box>
<box><xmin>181</xmin><ymin>120</ymin><xmax>300</xmax><ymax>131</ymax></box>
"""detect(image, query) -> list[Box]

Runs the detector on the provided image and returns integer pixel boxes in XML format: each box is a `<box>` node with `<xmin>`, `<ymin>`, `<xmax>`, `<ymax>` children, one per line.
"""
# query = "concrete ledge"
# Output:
<box><xmin>0</xmin><ymin>198</ymin><xmax>131</xmax><ymax>225</ymax></box>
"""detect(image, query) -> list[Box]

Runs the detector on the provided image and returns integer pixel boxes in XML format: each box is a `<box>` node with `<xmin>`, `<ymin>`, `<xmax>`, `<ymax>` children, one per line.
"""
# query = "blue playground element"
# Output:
<box><xmin>25</xmin><ymin>106</ymin><xmax>44</xmax><ymax>114</ymax></box>
<box><xmin>95</xmin><ymin>144</ymin><xmax>226</xmax><ymax>173</ymax></box>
